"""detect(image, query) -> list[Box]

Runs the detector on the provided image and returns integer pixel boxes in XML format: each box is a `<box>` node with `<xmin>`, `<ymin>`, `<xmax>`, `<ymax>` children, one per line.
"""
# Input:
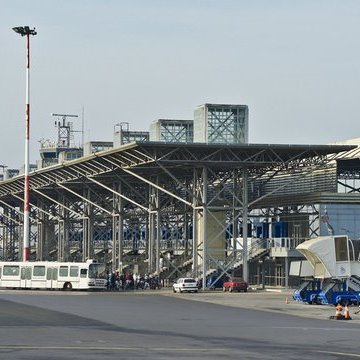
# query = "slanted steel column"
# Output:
<box><xmin>242</xmin><ymin>167</ymin><xmax>249</xmax><ymax>283</ymax></box>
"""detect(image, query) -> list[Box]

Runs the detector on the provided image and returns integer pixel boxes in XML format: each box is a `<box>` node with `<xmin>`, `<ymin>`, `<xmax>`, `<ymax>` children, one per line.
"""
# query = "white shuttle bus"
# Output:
<box><xmin>0</xmin><ymin>259</ymin><xmax>107</xmax><ymax>290</ymax></box>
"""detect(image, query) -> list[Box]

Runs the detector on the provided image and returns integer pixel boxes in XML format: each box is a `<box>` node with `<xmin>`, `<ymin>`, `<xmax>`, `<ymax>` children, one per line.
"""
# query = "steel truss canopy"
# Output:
<box><xmin>0</xmin><ymin>142</ymin><xmax>356</xmax><ymax>201</ymax></box>
<box><xmin>0</xmin><ymin>141</ymin><xmax>357</xmax><ymax>282</ymax></box>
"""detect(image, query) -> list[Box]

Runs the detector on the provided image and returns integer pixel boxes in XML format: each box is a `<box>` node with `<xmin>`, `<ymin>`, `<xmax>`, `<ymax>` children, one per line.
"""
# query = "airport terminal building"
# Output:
<box><xmin>1</xmin><ymin>103</ymin><xmax>360</xmax><ymax>288</ymax></box>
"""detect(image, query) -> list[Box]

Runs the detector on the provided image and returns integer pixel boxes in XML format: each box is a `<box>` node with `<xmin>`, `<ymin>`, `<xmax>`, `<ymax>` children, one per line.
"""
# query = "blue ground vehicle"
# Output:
<box><xmin>293</xmin><ymin>279</ymin><xmax>322</xmax><ymax>304</ymax></box>
<box><xmin>206</xmin><ymin>274</ymin><xmax>226</xmax><ymax>289</ymax></box>
<box><xmin>316</xmin><ymin>279</ymin><xmax>360</xmax><ymax>306</ymax></box>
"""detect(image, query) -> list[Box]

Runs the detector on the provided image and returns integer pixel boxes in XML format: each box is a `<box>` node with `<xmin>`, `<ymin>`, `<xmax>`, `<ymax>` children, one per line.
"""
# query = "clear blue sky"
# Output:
<box><xmin>1</xmin><ymin>0</ymin><xmax>360</xmax><ymax>168</ymax></box>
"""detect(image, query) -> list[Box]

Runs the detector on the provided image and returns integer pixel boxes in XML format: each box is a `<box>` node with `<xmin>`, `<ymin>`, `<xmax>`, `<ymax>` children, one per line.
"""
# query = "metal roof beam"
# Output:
<box><xmin>33</xmin><ymin>189</ymin><xmax>81</xmax><ymax>218</ymax></box>
<box><xmin>0</xmin><ymin>200</ymin><xmax>23</xmax><ymax>217</ymax></box>
<box><xmin>0</xmin><ymin>210</ymin><xmax>21</xmax><ymax>225</ymax></box>
<box><xmin>121</xmin><ymin>168</ymin><xmax>192</xmax><ymax>207</ymax></box>
<box><xmin>87</xmin><ymin>177</ymin><xmax>149</xmax><ymax>212</ymax></box>
<box><xmin>58</xmin><ymin>183</ymin><xmax>113</xmax><ymax>216</ymax></box>
<box><xmin>12</xmin><ymin>194</ymin><xmax>57</xmax><ymax>220</ymax></box>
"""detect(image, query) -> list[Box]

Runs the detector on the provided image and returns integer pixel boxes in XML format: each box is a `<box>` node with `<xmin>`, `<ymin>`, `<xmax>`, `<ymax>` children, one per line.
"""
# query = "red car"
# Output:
<box><xmin>223</xmin><ymin>277</ymin><xmax>248</xmax><ymax>292</ymax></box>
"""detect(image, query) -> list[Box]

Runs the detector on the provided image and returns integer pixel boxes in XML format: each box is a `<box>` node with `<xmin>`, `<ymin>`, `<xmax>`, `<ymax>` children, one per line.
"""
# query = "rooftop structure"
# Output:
<box><xmin>150</xmin><ymin>119</ymin><xmax>193</xmax><ymax>143</ymax></box>
<box><xmin>194</xmin><ymin>104</ymin><xmax>249</xmax><ymax>144</ymax></box>
<box><xmin>38</xmin><ymin>114</ymin><xmax>83</xmax><ymax>169</ymax></box>
<box><xmin>84</xmin><ymin>141</ymin><xmax>113</xmax><ymax>156</ymax></box>
<box><xmin>113</xmin><ymin>122</ymin><xmax>149</xmax><ymax>147</ymax></box>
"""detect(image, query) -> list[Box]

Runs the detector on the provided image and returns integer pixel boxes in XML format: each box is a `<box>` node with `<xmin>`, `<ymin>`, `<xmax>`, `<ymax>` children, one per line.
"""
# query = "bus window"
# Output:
<box><xmin>3</xmin><ymin>265</ymin><xmax>19</xmax><ymax>276</ymax></box>
<box><xmin>33</xmin><ymin>266</ymin><xmax>46</xmax><ymax>277</ymax></box>
<box><xmin>70</xmin><ymin>266</ymin><xmax>79</xmax><ymax>277</ymax></box>
<box><xmin>80</xmin><ymin>269</ymin><xmax>87</xmax><ymax>278</ymax></box>
<box><xmin>0</xmin><ymin>267</ymin><xmax>2</xmax><ymax>278</ymax></box>
<box><xmin>59</xmin><ymin>266</ymin><xmax>69</xmax><ymax>277</ymax></box>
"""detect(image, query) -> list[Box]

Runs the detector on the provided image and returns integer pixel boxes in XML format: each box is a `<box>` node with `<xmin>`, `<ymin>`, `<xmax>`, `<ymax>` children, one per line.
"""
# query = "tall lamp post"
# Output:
<box><xmin>12</xmin><ymin>26</ymin><xmax>37</xmax><ymax>261</ymax></box>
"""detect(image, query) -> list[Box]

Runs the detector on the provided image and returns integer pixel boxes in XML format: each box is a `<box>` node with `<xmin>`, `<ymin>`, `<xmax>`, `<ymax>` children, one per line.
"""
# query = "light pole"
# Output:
<box><xmin>12</xmin><ymin>26</ymin><xmax>37</xmax><ymax>261</ymax></box>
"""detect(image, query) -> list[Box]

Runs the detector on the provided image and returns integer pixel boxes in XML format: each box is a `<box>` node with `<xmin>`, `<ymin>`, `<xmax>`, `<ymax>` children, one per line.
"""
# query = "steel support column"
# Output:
<box><xmin>232</xmin><ymin>171</ymin><xmax>240</xmax><ymax>266</ymax></box>
<box><xmin>155</xmin><ymin>178</ymin><xmax>161</xmax><ymax>275</ymax></box>
<box><xmin>112</xmin><ymin>182</ymin><xmax>123</xmax><ymax>271</ymax></box>
<box><xmin>285</xmin><ymin>256</ymin><xmax>289</xmax><ymax>289</ymax></box>
<box><xmin>242</xmin><ymin>167</ymin><xmax>249</xmax><ymax>283</ymax></box>
<box><xmin>58</xmin><ymin>196</ymin><xmax>70</xmax><ymax>262</ymax></box>
<box><xmin>82</xmin><ymin>188</ymin><xmax>93</xmax><ymax>261</ymax></box>
<box><xmin>202</xmin><ymin>167</ymin><xmax>208</xmax><ymax>290</ymax></box>
<box><xmin>36</xmin><ymin>204</ymin><xmax>45</xmax><ymax>260</ymax></box>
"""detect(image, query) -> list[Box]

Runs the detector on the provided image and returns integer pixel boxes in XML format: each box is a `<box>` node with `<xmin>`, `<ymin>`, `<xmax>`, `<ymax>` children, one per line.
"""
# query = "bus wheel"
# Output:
<box><xmin>63</xmin><ymin>282</ymin><xmax>72</xmax><ymax>291</ymax></box>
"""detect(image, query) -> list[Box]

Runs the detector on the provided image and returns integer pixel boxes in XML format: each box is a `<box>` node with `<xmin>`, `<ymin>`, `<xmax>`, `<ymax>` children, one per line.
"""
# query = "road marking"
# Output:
<box><xmin>271</xmin><ymin>326</ymin><xmax>360</xmax><ymax>332</ymax></box>
<box><xmin>0</xmin><ymin>345</ymin><xmax>227</xmax><ymax>352</ymax></box>
<box><xmin>312</xmin><ymin>350</ymin><xmax>360</xmax><ymax>358</ymax></box>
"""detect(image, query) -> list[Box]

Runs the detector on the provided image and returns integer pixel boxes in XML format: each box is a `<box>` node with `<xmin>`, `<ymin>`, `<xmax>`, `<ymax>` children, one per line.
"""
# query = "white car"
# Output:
<box><xmin>173</xmin><ymin>278</ymin><xmax>198</xmax><ymax>293</ymax></box>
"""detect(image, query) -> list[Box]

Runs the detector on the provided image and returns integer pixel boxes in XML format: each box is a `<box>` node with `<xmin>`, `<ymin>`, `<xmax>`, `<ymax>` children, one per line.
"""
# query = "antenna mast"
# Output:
<box><xmin>51</xmin><ymin>113</ymin><xmax>78</xmax><ymax>148</ymax></box>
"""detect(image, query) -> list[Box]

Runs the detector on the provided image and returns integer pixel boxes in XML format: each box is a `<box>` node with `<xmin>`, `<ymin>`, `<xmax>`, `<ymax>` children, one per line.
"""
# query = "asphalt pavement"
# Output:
<box><xmin>162</xmin><ymin>287</ymin><xmax>360</xmax><ymax>323</ymax></box>
<box><xmin>0</xmin><ymin>288</ymin><xmax>359</xmax><ymax>359</ymax></box>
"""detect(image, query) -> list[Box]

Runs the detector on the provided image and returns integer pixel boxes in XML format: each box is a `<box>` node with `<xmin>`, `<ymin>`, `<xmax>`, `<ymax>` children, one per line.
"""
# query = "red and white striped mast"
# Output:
<box><xmin>12</xmin><ymin>26</ymin><xmax>37</xmax><ymax>261</ymax></box>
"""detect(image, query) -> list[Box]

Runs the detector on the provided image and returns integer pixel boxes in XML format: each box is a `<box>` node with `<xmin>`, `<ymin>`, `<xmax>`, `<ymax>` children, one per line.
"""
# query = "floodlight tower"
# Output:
<box><xmin>12</xmin><ymin>26</ymin><xmax>37</xmax><ymax>261</ymax></box>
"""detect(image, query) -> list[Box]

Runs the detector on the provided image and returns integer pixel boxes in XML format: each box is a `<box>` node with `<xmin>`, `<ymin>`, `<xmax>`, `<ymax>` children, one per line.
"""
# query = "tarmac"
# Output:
<box><xmin>1</xmin><ymin>286</ymin><xmax>359</xmax><ymax>323</ymax></box>
<box><xmin>161</xmin><ymin>287</ymin><xmax>360</xmax><ymax>324</ymax></box>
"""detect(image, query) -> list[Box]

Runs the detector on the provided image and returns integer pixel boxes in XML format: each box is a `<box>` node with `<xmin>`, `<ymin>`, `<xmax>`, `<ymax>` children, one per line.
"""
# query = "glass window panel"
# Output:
<box><xmin>33</xmin><ymin>266</ymin><xmax>46</xmax><ymax>277</ymax></box>
<box><xmin>3</xmin><ymin>265</ymin><xmax>19</xmax><ymax>276</ymax></box>
<box><xmin>80</xmin><ymin>268</ymin><xmax>87</xmax><ymax>278</ymax></box>
<box><xmin>334</xmin><ymin>236</ymin><xmax>348</xmax><ymax>261</ymax></box>
<box><xmin>70</xmin><ymin>266</ymin><xmax>79</xmax><ymax>277</ymax></box>
<box><xmin>59</xmin><ymin>266</ymin><xmax>69</xmax><ymax>277</ymax></box>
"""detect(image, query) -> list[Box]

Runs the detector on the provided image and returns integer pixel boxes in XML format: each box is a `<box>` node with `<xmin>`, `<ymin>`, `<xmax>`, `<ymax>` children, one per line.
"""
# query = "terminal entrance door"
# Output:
<box><xmin>46</xmin><ymin>267</ymin><xmax>58</xmax><ymax>289</ymax></box>
<box><xmin>276</xmin><ymin>264</ymin><xmax>284</xmax><ymax>286</ymax></box>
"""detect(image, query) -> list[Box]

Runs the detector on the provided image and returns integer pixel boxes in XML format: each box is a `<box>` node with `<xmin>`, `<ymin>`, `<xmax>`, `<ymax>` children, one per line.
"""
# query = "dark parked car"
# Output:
<box><xmin>206</xmin><ymin>274</ymin><xmax>226</xmax><ymax>289</ymax></box>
